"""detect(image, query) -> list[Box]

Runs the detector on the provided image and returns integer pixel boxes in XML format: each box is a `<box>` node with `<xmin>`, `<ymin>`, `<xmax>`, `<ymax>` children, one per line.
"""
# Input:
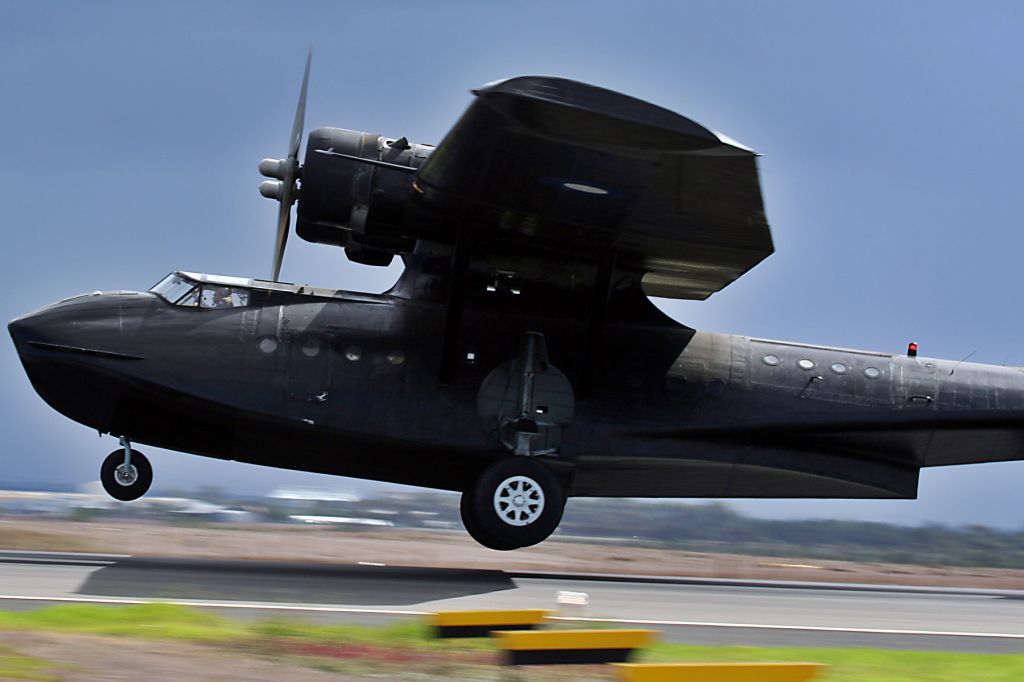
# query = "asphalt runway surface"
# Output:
<box><xmin>1</xmin><ymin>550</ymin><xmax>1022</xmax><ymax>653</ymax></box>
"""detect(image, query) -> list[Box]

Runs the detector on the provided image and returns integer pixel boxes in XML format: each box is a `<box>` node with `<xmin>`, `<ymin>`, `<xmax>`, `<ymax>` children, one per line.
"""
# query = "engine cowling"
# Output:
<box><xmin>295</xmin><ymin>127</ymin><xmax>434</xmax><ymax>265</ymax></box>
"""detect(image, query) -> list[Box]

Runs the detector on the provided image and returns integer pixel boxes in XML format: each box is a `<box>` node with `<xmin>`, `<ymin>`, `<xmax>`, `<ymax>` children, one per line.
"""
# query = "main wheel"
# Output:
<box><xmin>100</xmin><ymin>449</ymin><xmax>152</xmax><ymax>501</ymax></box>
<box><xmin>466</xmin><ymin>458</ymin><xmax>564</xmax><ymax>550</ymax></box>
<box><xmin>459</xmin><ymin>491</ymin><xmax>518</xmax><ymax>551</ymax></box>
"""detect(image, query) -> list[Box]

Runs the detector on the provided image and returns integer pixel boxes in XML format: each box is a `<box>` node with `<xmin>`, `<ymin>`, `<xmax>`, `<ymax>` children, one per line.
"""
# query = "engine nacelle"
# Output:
<box><xmin>295</xmin><ymin>127</ymin><xmax>434</xmax><ymax>264</ymax></box>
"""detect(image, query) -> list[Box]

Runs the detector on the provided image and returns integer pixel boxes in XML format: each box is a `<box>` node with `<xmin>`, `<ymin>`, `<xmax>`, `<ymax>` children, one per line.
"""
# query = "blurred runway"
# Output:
<box><xmin>1</xmin><ymin>550</ymin><xmax>1022</xmax><ymax>653</ymax></box>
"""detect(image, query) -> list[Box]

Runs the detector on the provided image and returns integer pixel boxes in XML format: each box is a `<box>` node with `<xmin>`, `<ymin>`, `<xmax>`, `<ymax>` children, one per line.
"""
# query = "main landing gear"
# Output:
<box><xmin>100</xmin><ymin>436</ymin><xmax>153</xmax><ymax>502</ymax></box>
<box><xmin>460</xmin><ymin>457</ymin><xmax>564</xmax><ymax>551</ymax></box>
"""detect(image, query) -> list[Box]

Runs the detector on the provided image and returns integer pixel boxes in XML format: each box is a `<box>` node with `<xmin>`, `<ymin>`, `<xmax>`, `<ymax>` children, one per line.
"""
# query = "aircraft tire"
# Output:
<box><xmin>468</xmin><ymin>457</ymin><xmax>564</xmax><ymax>550</ymax></box>
<box><xmin>100</xmin><ymin>449</ymin><xmax>153</xmax><ymax>502</ymax></box>
<box><xmin>459</xmin><ymin>492</ymin><xmax>519</xmax><ymax>551</ymax></box>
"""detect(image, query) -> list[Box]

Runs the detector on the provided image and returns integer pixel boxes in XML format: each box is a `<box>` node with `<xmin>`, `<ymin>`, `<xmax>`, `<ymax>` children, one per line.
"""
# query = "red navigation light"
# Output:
<box><xmin>907</xmin><ymin>342</ymin><xmax>918</xmax><ymax>357</ymax></box>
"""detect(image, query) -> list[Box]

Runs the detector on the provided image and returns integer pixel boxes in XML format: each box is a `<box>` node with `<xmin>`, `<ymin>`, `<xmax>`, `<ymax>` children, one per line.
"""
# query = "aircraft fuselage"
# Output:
<box><xmin>10</xmin><ymin>275</ymin><xmax>1024</xmax><ymax>502</ymax></box>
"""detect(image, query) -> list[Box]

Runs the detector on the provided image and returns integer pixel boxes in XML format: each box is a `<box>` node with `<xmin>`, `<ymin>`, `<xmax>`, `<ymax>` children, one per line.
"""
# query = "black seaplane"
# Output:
<box><xmin>10</xmin><ymin>54</ymin><xmax>1024</xmax><ymax>550</ymax></box>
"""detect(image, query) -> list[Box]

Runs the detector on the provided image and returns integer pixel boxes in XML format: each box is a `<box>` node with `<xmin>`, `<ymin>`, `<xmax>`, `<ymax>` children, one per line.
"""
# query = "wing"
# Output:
<box><xmin>415</xmin><ymin>76</ymin><xmax>774</xmax><ymax>300</ymax></box>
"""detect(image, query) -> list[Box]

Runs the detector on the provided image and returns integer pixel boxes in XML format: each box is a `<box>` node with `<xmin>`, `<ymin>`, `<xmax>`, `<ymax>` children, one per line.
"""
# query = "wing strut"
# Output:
<box><xmin>439</xmin><ymin>222</ymin><xmax>473</xmax><ymax>383</ymax></box>
<box><xmin>578</xmin><ymin>251</ymin><xmax>617</xmax><ymax>399</ymax></box>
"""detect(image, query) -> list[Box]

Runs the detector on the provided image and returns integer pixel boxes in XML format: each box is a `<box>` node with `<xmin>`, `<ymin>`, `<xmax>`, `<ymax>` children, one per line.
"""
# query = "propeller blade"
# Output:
<box><xmin>272</xmin><ymin>196</ymin><xmax>290</xmax><ymax>282</ymax></box>
<box><xmin>288</xmin><ymin>46</ymin><xmax>312</xmax><ymax>162</ymax></box>
<box><xmin>269</xmin><ymin>46</ymin><xmax>312</xmax><ymax>282</ymax></box>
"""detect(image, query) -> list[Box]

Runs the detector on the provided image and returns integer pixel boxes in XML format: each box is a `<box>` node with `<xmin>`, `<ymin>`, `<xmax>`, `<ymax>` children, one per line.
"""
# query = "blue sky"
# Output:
<box><xmin>2</xmin><ymin>1</ymin><xmax>1023</xmax><ymax>527</ymax></box>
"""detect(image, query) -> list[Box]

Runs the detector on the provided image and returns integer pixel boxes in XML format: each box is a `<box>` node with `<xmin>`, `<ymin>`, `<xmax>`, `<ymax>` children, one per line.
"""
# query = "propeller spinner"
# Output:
<box><xmin>259</xmin><ymin>47</ymin><xmax>312</xmax><ymax>282</ymax></box>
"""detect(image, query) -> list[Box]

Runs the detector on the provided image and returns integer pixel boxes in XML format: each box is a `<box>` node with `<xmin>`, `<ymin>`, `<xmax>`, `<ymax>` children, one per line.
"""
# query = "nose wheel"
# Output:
<box><xmin>100</xmin><ymin>441</ymin><xmax>152</xmax><ymax>502</ymax></box>
<box><xmin>460</xmin><ymin>457</ymin><xmax>564</xmax><ymax>551</ymax></box>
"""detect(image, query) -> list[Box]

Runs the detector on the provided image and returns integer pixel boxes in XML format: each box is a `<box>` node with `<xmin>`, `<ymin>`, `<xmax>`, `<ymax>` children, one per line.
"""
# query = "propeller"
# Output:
<box><xmin>259</xmin><ymin>47</ymin><xmax>312</xmax><ymax>282</ymax></box>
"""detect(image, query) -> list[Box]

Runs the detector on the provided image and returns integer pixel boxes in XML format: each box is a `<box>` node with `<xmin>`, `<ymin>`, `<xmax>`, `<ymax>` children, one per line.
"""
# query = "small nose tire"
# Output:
<box><xmin>100</xmin><ymin>449</ymin><xmax>153</xmax><ymax>501</ymax></box>
<box><xmin>463</xmin><ymin>458</ymin><xmax>564</xmax><ymax>550</ymax></box>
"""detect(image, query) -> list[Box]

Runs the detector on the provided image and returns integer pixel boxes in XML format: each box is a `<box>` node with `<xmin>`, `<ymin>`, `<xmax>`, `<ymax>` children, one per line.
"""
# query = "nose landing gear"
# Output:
<box><xmin>100</xmin><ymin>436</ymin><xmax>153</xmax><ymax>501</ymax></box>
<box><xmin>460</xmin><ymin>457</ymin><xmax>564</xmax><ymax>551</ymax></box>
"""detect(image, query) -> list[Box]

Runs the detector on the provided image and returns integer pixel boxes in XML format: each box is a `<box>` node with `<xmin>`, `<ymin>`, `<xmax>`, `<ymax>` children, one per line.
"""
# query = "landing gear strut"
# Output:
<box><xmin>460</xmin><ymin>457</ymin><xmax>564</xmax><ymax>551</ymax></box>
<box><xmin>100</xmin><ymin>436</ymin><xmax>153</xmax><ymax>502</ymax></box>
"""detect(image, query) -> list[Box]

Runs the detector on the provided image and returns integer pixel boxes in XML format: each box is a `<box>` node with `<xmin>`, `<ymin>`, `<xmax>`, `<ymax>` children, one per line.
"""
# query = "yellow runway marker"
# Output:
<box><xmin>429</xmin><ymin>609</ymin><xmax>550</xmax><ymax>638</ymax></box>
<box><xmin>494</xmin><ymin>628</ymin><xmax>658</xmax><ymax>665</ymax></box>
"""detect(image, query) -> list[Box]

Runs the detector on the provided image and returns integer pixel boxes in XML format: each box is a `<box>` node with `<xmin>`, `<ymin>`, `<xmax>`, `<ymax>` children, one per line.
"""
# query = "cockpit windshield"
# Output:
<box><xmin>150</xmin><ymin>273</ymin><xmax>250</xmax><ymax>309</ymax></box>
<box><xmin>150</xmin><ymin>273</ymin><xmax>198</xmax><ymax>305</ymax></box>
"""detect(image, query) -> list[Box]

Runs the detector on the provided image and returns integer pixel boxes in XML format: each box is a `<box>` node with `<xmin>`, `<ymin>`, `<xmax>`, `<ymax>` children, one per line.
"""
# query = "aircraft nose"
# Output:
<box><xmin>8</xmin><ymin>305</ymin><xmax>70</xmax><ymax>350</ymax></box>
<box><xmin>8</xmin><ymin>295</ymin><xmax>126</xmax><ymax>357</ymax></box>
<box><xmin>9</xmin><ymin>295</ymin><xmax>138</xmax><ymax>437</ymax></box>
<box><xmin>8</xmin><ymin>313</ymin><xmax>38</xmax><ymax>351</ymax></box>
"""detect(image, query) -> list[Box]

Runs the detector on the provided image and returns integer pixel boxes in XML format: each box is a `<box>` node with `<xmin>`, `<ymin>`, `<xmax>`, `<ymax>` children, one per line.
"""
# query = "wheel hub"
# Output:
<box><xmin>493</xmin><ymin>475</ymin><xmax>545</xmax><ymax>527</ymax></box>
<box><xmin>114</xmin><ymin>463</ymin><xmax>139</xmax><ymax>487</ymax></box>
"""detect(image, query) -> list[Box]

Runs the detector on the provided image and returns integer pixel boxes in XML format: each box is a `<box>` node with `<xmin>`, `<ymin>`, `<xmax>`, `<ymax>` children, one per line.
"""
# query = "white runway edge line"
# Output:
<box><xmin>546</xmin><ymin>616</ymin><xmax>1024</xmax><ymax>639</ymax></box>
<box><xmin>0</xmin><ymin>594</ymin><xmax>1022</xmax><ymax>640</ymax></box>
<box><xmin>0</xmin><ymin>551</ymin><xmax>124</xmax><ymax>566</ymax></box>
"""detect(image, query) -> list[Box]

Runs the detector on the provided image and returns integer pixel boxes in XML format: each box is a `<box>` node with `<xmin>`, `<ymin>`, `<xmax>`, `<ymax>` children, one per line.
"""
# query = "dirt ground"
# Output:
<box><xmin>3</xmin><ymin>518</ymin><xmax>1022</xmax><ymax>590</ymax></box>
<box><xmin>0</xmin><ymin>630</ymin><xmax>605</xmax><ymax>681</ymax></box>
<box><xmin>0</xmin><ymin>630</ymin><xmax>347</xmax><ymax>682</ymax></box>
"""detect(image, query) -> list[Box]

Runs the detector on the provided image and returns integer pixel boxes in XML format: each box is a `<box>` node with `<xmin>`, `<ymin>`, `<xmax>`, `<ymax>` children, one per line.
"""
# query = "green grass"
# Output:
<box><xmin>250</xmin><ymin>618</ymin><xmax>492</xmax><ymax>650</ymax></box>
<box><xmin>0</xmin><ymin>603</ymin><xmax>250</xmax><ymax>642</ymax></box>
<box><xmin>0</xmin><ymin>604</ymin><xmax>1022</xmax><ymax>681</ymax></box>
<box><xmin>639</xmin><ymin>643</ymin><xmax>1024</xmax><ymax>682</ymax></box>
<box><xmin>0</xmin><ymin>604</ymin><xmax>496</xmax><ymax>651</ymax></box>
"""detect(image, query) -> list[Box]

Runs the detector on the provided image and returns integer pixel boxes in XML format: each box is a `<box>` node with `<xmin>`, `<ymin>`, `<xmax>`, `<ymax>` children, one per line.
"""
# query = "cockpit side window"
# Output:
<box><xmin>199</xmin><ymin>285</ymin><xmax>250</xmax><ymax>310</ymax></box>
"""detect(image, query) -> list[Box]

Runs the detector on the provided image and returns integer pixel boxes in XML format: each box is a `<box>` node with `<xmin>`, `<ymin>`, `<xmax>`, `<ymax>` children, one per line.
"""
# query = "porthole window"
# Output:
<box><xmin>387</xmin><ymin>350</ymin><xmax>406</xmax><ymax>366</ymax></box>
<box><xmin>797</xmin><ymin>359</ymin><xmax>815</xmax><ymax>370</ymax></box>
<box><xmin>830</xmin><ymin>362</ymin><xmax>848</xmax><ymax>375</ymax></box>
<box><xmin>864</xmin><ymin>367</ymin><xmax>882</xmax><ymax>379</ymax></box>
<box><xmin>344</xmin><ymin>346</ymin><xmax>362</xmax><ymax>362</ymax></box>
<box><xmin>301</xmin><ymin>339</ymin><xmax>320</xmax><ymax>358</ymax></box>
<box><xmin>258</xmin><ymin>337</ymin><xmax>278</xmax><ymax>354</ymax></box>
<box><xmin>762</xmin><ymin>354</ymin><xmax>781</xmax><ymax>367</ymax></box>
